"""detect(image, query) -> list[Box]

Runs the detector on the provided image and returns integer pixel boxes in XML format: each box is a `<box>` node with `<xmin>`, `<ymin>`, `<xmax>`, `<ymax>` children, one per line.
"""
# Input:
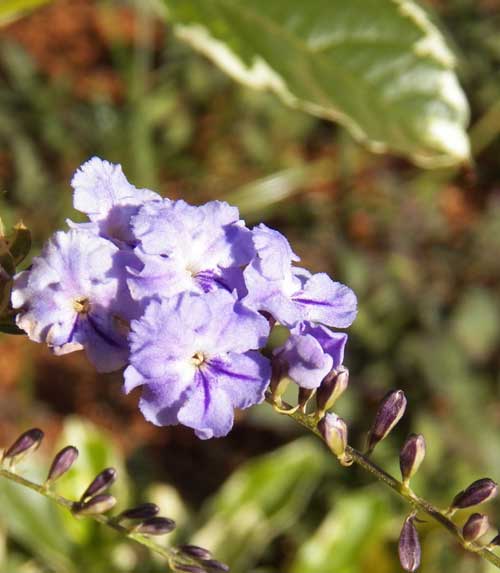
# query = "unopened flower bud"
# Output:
<box><xmin>203</xmin><ymin>560</ymin><xmax>230</xmax><ymax>572</ymax></box>
<box><xmin>451</xmin><ymin>478</ymin><xmax>498</xmax><ymax>511</ymax></box>
<box><xmin>46</xmin><ymin>446</ymin><xmax>79</xmax><ymax>483</ymax></box>
<box><xmin>179</xmin><ymin>544</ymin><xmax>212</xmax><ymax>560</ymax></box>
<box><xmin>270</xmin><ymin>358</ymin><xmax>289</xmax><ymax>404</ymax></box>
<box><xmin>2</xmin><ymin>428</ymin><xmax>44</xmax><ymax>463</ymax></box>
<box><xmin>175</xmin><ymin>565</ymin><xmax>207</xmax><ymax>573</ymax></box>
<box><xmin>119</xmin><ymin>503</ymin><xmax>160</xmax><ymax>521</ymax></box>
<box><xmin>462</xmin><ymin>513</ymin><xmax>490</xmax><ymax>542</ymax></box>
<box><xmin>80</xmin><ymin>467</ymin><xmax>117</xmax><ymax>501</ymax></box>
<box><xmin>366</xmin><ymin>390</ymin><xmax>407</xmax><ymax>454</ymax></box>
<box><xmin>399</xmin><ymin>434</ymin><xmax>426</xmax><ymax>484</ymax></box>
<box><xmin>298</xmin><ymin>387</ymin><xmax>315</xmax><ymax>412</ymax></box>
<box><xmin>317</xmin><ymin>413</ymin><xmax>350</xmax><ymax>465</ymax></box>
<box><xmin>398</xmin><ymin>516</ymin><xmax>421</xmax><ymax>572</ymax></box>
<box><xmin>74</xmin><ymin>494</ymin><xmax>117</xmax><ymax>516</ymax></box>
<box><xmin>136</xmin><ymin>516</ymin><xmax>176</xmax><ymax>535</ymax></box>
<box><xmin>316</xmin><ymin>366</ymin><xmax>349</xmax><ymax>415</ymax></box>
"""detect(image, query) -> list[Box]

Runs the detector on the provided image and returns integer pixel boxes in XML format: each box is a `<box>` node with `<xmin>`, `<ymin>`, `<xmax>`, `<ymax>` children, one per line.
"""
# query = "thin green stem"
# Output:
<box><xmin>0</xmin><ymin>467</ymin><xmax>187</xmax><ymax>569</ymax></box>
<box><xmin>266</xmin><ymin>395</ymin><xmax>500</xmax><ymax>569</ymax></box>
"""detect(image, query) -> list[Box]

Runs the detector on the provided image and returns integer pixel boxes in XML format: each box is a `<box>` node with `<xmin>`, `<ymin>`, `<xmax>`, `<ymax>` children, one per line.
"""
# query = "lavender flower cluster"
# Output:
<box><xmin>12</xmin><ymin>158</ymin><xmax>357</xmax><ymax>439</ymax></box>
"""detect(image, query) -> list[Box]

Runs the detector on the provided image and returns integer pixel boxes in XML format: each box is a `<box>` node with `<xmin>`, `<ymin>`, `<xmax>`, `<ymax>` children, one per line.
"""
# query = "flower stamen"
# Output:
<box><xmin>191</xmin><ymin>351</ymin><xmax>206</xmax><ymax>367</ymax></box>
<box><xmin>73</xmin><ymin>296</ymin><xmax>90</xmax><ymax>314</ymax></box>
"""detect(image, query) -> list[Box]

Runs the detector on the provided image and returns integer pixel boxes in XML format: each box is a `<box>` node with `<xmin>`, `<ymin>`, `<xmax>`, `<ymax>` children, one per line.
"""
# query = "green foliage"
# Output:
<box><xmin>164</xmin><ymin>0</ymin><xmax>470</xmax><ymax>167</ymax></box>
<box><xmin>192</xmin><ymin>438</ymin><xmax>326</xmax><ymax>571</ymax></box>
<box><xmin>290</xmin><ymin>488</ymin><xmax>391</xmax><ymax>573</ymax></box>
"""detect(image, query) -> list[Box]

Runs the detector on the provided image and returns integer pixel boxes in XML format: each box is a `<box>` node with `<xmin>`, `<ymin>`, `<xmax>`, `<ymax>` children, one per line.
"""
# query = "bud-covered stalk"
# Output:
<box><xmin>135</xmin><ymin>516</ymin><xmax>176</xmax><ymax>535</ymax></box>
<box><xmin>74</xmin><ymin>494</ymin><xmax>117</xmax><ymax>516</ymax></box>
<box><xmin>317</xmin><ymin>413</ymin><xmax>351</xmax><ymax>466</ymax></box>
<box><xmin>46</xmin><ymin>446</ymin><xmax>79</xmax><ymax>484</ymax></box>
<box><xmin>316</xmin><ymin>366</ymin><xmax>349</xmax><ymax>416</ymax></box>
<box><xmin>449</xmin><ymin>478</ymin><xmax>498</xmax><ymax>515</ymax></box>
<box><xmin>398</xmin><ymin>515</ymin><xmax>421</xmax><ymax>572</ymax></box>
<box><xmin>462</xmin><ymin>513</ymin><xmax>490</xmax><ymax>543</ymax></box>
<box><xmin>80</xmin><ymin>467</ymin><xmax>117</xmax><ymax>501</ymax></box>
<box><xmin>2</xmin><ymin>428</ymin><xmax>44</xmax><ymax>465</ymax></box>
<box><xmin>400</xmin><ymin>434</ymin><xmax>426</xmax><ymax>486</ymax></box>
<box><xmin>366</xmin><ymin>390</ymin><xmax>407</xmax><ymax>454</ymax></box>
<box><xmin>118</xmin><ymin>503</ymin><xmax>160</xmax><ymax>521</ymax></box>
<box><xmin>298</xmin><ymin>387</ymin><xmax>315</xmax><ymax>413</ymax></box>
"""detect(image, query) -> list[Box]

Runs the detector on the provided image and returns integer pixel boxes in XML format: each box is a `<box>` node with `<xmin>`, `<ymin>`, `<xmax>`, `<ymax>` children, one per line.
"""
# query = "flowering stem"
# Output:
<box><xmin>266</xmin><ymin>395</ymin><xmax>500</xmax><ymax>569</ymax></box>
<box><xmin>0</xmin><ymin>467</ymin><xmax>188</xmax><ymax>569</ymax></box>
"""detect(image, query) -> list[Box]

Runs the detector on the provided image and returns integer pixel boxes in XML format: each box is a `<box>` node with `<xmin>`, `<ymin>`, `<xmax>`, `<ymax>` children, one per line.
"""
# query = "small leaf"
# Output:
<box><xmin>165</xmin><ymin>0</ymin><xmax>470</xmax><ymax>167</ymax></box>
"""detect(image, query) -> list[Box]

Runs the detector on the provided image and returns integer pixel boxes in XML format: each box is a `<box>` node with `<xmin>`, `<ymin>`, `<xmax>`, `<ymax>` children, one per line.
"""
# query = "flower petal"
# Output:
<box><xmin>276</xmin><ymin>332</ymin><xmax>333</xmax><ymax>389</ymax></box>
<box><xmin>205</xmin><ymin>351</ymin><xmax>270</xmax><ymax>409</ymax></box>
<box><xmin>177</xmin><ymin>371</ymin><xmax>234</xmax><ymax>439</ymax></box>
<box><xmin>71</xmin><ymin>157</ymin><xmax>160</xmax><ymax>243</ymax></box>
<box><xmin>293</xmin><ymin>273</ymin><xmax>358</xmax><ymax>327</ymax></box>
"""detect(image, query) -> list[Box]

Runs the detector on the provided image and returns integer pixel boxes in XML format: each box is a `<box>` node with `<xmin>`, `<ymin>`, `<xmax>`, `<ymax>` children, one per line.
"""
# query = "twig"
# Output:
<box><xmin>265</xmin><ymin>394</ymin><xmax>500</xmax><ymax>569</ymax></box>
<box><xmin>0</xmin><ymin>467</ymin><xmax>183</xmax><ymax>568</ymax></box>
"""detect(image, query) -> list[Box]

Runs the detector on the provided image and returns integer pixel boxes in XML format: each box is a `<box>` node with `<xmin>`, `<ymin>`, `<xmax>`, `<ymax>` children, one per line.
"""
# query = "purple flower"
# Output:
<box><xmin>274</xmin><ymin>323</ymin><xmax>347</xmax><ymax>388</ymax></box>
<box><xmin>243</xmin><ymin>225</ymin><xmax>357</xmax><ymax>328</ymax></box>
<box><xmin>126</xmin><ymin>199</ymin><xmax>254</xmax><ymax>301</ymax></box>
<box><xmin>11</xmin><ymin>229</ymin><xmax>135</xmax><ymax>372</ymax></box>
<box><xmin>124</xmin><ymin>289</ymin><xmax>270</xmax><ymax>439</ymax></box>
<box><xmin>70</xmin><ymin>157</ymin><xmax>161</xmax><ymax>246</ymax></box>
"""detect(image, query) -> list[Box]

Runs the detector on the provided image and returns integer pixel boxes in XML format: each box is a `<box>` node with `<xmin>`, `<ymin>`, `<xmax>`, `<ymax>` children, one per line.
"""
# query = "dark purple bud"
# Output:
<box><xmin>175</xmin><ymin>566</ymin><xmax>207</xmax><ymax>573</ymax></box>
<box><xmin>3</xmin><ymin>428</ymin><xmax>44</xmax><ymax>461</ymax></box>
<box><xmin>74</xmin><ymin>494</ymin><xmax>117</xmax><ymax>516</ymax></box>
<box><xmin>178</xmin><ymin>545</ymin><xmax>212</xmax><ymax>560</ymax></box>
<box><xmin>366</xmin><ymin>390</ymin><xmax>407</xmax><ymax>454</ymax></box>
<box><xmin>136</xmin><ymin>516</ymin><xmax>176</xmax><ymax>535</ymax></box>
<box><xmin>316</xmin><ymin>366</ymin><xmax>349</xmax><ymax>414</ymax></box>
<box><xmin>451</xmin><ymin>478</ymin><xmax>498</xmax><ymax>510</ymax></box>
<box><xmin>317</xmin><ymin>413</ymin><xmax>350</xmax><ymax>465</ymax></box>
<box><xmin>462</xmin><ymin>513</ymin><xmax>490</xmax><ymax>542</ymax></box>
<box><xmin>203</xmin><ymin>560</ymin><xmax>230</xmax><ymax>572</ymax></box>
<box><xmin>119</xmin><ymin>503</ymin><xmax>160</xmax><ymax>521</ymax></box>
<box><xmin>398</xmin><ymin>516</ymin><xmax>421</xmax><ymax>572</ymax></box>
<box><xmin>400</xmin><ymin>434</ymin><xmax>426</xmax><ymax>484</ymax></box>
<box><xmin>46</xmin><ymin>446</ymin><xmax>79</xmax><ymax>483</ymax></box>
<box><xmin>298</xmin><ymin>387</ymin><xmax>315</xmax><ymax>411</ymax></box>
<box><xmin>80</xmin><ymin>467</ymin><xmax>117</xmax><ymax>501</ymax></box>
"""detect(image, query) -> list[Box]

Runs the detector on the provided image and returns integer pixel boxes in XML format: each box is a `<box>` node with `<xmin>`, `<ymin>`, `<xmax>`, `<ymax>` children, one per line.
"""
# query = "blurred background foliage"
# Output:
<box><xmin>0</xmin><ymin>0</ymin><xmax>499</xmax><ymax>572</ymax></box>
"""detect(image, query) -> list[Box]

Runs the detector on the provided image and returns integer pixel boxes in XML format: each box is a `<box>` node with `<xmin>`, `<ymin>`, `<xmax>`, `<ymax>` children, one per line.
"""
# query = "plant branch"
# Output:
<box><xmin>265</xmin><ymin>394</ymin><xmax>500</xmax><ymax>569</ymax></box>
<box><xmin>0</xmin><ymin>467</ymin><xmax>189</xmax><ymax>569</ymax></box>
